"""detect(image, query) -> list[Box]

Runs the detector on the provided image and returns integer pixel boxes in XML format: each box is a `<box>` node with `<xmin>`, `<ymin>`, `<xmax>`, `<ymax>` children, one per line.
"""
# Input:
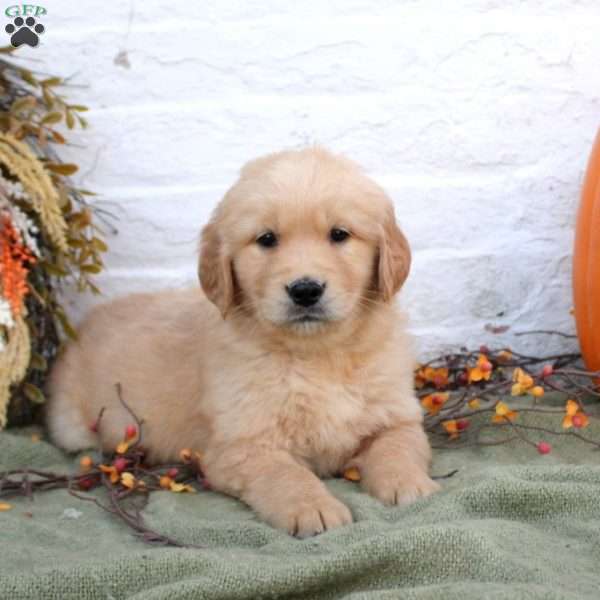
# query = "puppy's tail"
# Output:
<box><xmin>46</xmin><ymin>394</ymin><xmax>97</xmax><ymax>452</ymax></box>
<box><xmin>45</xmin><ymin>350</ymin><xmax>98</xmax><ymax>452</ymax></box>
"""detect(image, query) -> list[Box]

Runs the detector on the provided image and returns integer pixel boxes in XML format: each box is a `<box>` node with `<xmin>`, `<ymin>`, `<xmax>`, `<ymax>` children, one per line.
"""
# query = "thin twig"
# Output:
<box><xmin>515</xmin><ymin>330</ymin><xmax>578</xmax><ymax>339</ymax></box>
<box><xmin>115</xmin><ymin>382</ymin><xmax>144</xmax><ymax>449</ymax></box>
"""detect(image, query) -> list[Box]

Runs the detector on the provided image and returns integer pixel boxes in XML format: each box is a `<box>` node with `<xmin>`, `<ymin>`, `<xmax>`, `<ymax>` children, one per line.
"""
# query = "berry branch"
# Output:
<box><xmin>0</xmin><ymin>383</ymin><xmax>208</xmax><ymax>547</ymax></box>
<box><xmin>419</xmin><ymin>338</ymin><xmax>599</xmax><ymax>455</ymax></box>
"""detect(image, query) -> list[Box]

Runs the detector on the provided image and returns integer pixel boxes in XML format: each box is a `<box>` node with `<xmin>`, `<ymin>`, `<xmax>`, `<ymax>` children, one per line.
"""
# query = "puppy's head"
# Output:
<box><xmin>199</xmin><ymin>148</ymin><xmax>410</xmax><ymax>336</ymax></box>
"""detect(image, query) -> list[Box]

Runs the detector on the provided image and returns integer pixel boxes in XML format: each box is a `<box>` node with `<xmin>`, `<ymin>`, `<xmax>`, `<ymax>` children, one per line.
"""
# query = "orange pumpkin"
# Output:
<box><xmin>573</xmin><ymin>130</ymin><xmax>600</xmax><ymax>372</ymax></box>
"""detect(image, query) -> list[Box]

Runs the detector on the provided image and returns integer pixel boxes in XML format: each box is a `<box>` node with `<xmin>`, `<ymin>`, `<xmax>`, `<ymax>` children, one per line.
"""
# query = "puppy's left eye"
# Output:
<box><xmin>330</xmin><ymin>228</ymin><xmax>350</xmax><ymax>243</ymax></box>
<box><xmin>256</xmin><ymin>231</ymin><xmax>278</xmax><ymax>248</ymax></box>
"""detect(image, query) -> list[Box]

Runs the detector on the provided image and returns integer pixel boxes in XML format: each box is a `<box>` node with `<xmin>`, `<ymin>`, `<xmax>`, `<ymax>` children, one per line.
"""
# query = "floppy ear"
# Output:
<box><xmin>198</xmin><ymin>220</ymin><xmax>235</xmax><ymax>318</ymax></box>
<box><xmin>377</xmin><ymin>208</ymin><xmax>411</xmax><ymax>302</ymax></box>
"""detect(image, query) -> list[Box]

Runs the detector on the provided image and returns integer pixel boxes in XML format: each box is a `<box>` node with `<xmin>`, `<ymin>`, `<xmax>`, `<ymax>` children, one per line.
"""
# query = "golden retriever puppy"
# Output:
<box><xmin>47</xmin><ymin>147</ymin><xmax>439</xmax><ymax>537</ymax></box>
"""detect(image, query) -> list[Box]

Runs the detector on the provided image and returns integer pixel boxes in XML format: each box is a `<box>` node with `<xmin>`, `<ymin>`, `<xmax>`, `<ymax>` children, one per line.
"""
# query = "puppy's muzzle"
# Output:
<box><xmin>286</xmin><ymin>278</ymin><xmax>326</xmax><ymax>308</ymax></box>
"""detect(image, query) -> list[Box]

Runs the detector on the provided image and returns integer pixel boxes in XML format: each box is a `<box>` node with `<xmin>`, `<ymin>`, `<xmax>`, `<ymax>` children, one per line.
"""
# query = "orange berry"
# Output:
<box><xmin>79</xmin><ymin>456</ymin><xmax>93</xmax><ymax>471</ymax></box>
<box><xmin>159</xmin><ymin>476</ymin><xmax>173</xmax><ymax>489</ymax></box>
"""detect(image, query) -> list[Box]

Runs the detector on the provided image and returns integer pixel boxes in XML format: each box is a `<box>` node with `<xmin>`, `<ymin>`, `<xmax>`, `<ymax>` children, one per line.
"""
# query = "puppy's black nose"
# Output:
<box><xmin>286</xmin><ymin>278</ymin><xmax>325</xmax><ymax>307</ymax></box>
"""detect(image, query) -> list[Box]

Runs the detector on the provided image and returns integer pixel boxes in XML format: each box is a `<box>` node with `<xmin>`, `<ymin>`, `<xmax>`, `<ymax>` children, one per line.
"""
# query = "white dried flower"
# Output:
<box><xmin>0</xmin><ymin>172</ymin><xmax>28</xmax><ymax>201</ymax></box>
<box><xmin>0</xmin><ymin>298</ymin><xmax>14</xmax><ymax>329</ymax></box>
<box><xmin>0</xmin><ymin>199</ymin><xmax>40</xmax><ymax>257</ymax></box>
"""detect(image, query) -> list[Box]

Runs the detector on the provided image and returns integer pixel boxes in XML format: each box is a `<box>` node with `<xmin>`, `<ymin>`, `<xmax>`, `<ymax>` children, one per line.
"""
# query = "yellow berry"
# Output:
<box><xmin>343</xmin><ymin>467</ymin><xmax>361</xmax><ymax>482</ymax></box>
<box><xmin>468</xmin><ymin>398</ymin><xmax>481</xmax><ymax>410</ymax></box>
<box><xmin>115</xmin><ymin>441</ymin><xmax>129</xmax><ymax>454</ymax></box>
<box><xmin>531</xmin><ymin>386</ymin><xmax>545</xmax><ymax>398</ymax></box>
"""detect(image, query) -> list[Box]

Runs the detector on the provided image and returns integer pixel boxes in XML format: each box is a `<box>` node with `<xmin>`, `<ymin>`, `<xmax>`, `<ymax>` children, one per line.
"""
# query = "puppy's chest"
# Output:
<box><xmin>256</xmin><ymin>359</ymin><xmax>392</xmax><ymax>469</ymax></box>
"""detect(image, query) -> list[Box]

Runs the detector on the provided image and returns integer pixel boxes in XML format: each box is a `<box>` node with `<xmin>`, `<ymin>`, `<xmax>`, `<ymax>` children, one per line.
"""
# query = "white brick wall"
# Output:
<box><xmin>15</xmin><ymin>0</ymin><xmax>600</xmax><ymax>356</ymax></box>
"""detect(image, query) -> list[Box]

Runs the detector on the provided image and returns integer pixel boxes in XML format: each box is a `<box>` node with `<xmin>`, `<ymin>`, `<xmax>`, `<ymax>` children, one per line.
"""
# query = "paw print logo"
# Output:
<box><xmin>5</xmin><ymin>16</ymin><xmax>45</xmax><ymax>48</ymax></box>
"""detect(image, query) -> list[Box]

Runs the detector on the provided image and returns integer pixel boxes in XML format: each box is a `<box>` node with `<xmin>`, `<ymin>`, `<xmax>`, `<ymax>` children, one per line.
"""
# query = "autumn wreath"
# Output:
<box><xmin>0</xmin><ymin>47</ymin><xmax>110</xmax><ymax>428</ymax></box>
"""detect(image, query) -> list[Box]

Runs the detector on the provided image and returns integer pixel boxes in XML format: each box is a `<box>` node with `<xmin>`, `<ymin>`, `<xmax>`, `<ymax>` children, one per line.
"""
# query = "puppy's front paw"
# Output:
<box><xmin>268</xmin><ymin>492</ymin><xmax>353</xmax><ymax>538</ymax></box>
<box><xmin>364</xmin><ymin>469</ymin><xmax>440</xmax><ymax>506</ymax></box>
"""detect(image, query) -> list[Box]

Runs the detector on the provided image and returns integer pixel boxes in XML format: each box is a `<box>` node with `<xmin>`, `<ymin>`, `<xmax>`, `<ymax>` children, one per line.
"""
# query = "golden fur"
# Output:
<box><xmin>46</xmin><ymin>147</ymin><xmax>439</xmax><ymax>537</ymax></box>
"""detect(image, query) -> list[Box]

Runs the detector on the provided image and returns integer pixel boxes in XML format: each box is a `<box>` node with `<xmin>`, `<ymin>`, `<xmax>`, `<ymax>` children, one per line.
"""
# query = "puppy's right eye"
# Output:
<box><xmin>256</xmin><ymin>231</ymin><xmax>278</xmax><ymax>248</ymax></box>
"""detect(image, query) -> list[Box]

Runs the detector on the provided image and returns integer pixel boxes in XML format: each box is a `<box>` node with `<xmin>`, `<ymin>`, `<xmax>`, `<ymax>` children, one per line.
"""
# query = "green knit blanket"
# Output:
<box><xmin>1</xmin><ymin>409</ymin><xmax>599</xmax><ymax>599</ymax></box>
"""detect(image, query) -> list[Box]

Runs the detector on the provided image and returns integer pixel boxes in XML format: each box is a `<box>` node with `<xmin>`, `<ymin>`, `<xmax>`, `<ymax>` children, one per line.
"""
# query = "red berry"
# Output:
<box><xmin>457</xmin><ymin>372</ymin><xmax>468</xmax><ymax>384</ymax></box>
<box><xmin>537</xmin><ymin>442</ymin><xmax>552</xmax><ymax>455</ymax></box>
<box><xmin>456</xmin><ymin>419</ymin><xmax>470</xmax><ymax>431</ymax></box>
<box><xmin>125</xmin><ymin>424</ymin><xmax>137</xmax><ymax>440</ymax></box>
<box><xmin>79</xmin><ymin>477</ymin><xmax>94</xmax><ymax>490</ymax></box>
<box><xmin>572</xmin><ymin>414</ymin><xmax>584</xmax><ymax>428</ymax></box>
<box><xmin>480</xmin><ymin>361</ymin><xmax>493</xmax><ymax>373</ymax></box>
<box><xmin>432</xmin><ymin>395</ymin><xmax>444</xmax><ymax>406</ymax></box>
<box><xmin>113</xmin><ymin>457</ymin><xmax>128</xmax><ymax>472</ymax></box>
<box><xmin>167</xmin><ymin>468</ymin><xmax>179</xmax><ymax>478</ymax></box>
<box><xmin>541</xmin><ymin>365</ymin><xmax>553</xmax><ymax>378</ymax></box>
<box><xmin>479</xmin><ymin>345</ymin><xmax>490</xmax><ymax>354</ymax></box>
<box><xmin>433</xmin><ymin>376</ymin><xmax>446</xmax><ymax>388</ymax></box>
<box><xmin>89</xmin><ymin>421</ymin><xmax>98</xmax><ymax>433</ymax></box>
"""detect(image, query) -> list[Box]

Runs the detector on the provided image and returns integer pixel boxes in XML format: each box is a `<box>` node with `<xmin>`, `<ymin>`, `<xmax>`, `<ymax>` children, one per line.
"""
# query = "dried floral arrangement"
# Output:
<box><xmin>0</xmin><ymin>46</ymin><xmax>111</xmax><ymax>428</ymax></box>
<box><xmin>1</xmin><ymin>336</ymin><xmax>598</xmax><ymax>548</ymax></box>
